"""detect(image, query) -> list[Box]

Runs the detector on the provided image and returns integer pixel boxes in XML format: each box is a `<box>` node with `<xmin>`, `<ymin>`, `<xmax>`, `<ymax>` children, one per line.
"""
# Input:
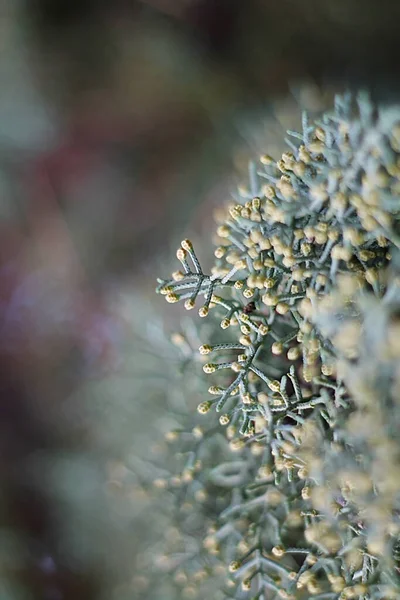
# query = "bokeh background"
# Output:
<box><xmin>0</xmin><ymin>1</ymin><xmax>399</xmax><ymax>599</ymax></box>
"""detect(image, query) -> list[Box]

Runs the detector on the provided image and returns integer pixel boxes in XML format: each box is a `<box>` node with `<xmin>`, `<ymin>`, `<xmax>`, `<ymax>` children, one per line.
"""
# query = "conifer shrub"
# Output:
<box><xmin>153</xmin><ymin>92</ymin><xmax>400</xmax><ymax>599</ymax></box>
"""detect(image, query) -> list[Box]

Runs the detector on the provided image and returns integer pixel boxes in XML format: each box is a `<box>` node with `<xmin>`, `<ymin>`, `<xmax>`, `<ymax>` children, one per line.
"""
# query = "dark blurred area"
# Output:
<box><xmin>1</xmin><ymin>0</ymin><xmax>400</xmax><ymax>598</ymax></box>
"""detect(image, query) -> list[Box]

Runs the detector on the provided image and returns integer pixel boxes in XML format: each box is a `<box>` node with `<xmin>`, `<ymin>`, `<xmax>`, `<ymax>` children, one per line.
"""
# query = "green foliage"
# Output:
<box><xmin>153</xmin><ymin>93</ymin><xmax>400</xmax><ymax>599</ymax></box>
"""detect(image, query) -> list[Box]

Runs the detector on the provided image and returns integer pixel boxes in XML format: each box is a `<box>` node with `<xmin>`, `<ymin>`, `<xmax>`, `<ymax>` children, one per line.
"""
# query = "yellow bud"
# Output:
<box><xmin>199</xmin><ymin>344</ymin><xmax>212</xmax><ymax>355</ymax></box>
<box><xmin>228</xmin><ymin>561</ymin><xmax>240</xmax><ymax>573</ymax></box>
<box><xmin>287</xmin><ymin>346</ymin><xmax>301</xmax><ymax>360</ymax></box>
<box><xmin>197</xmin><ymin>401</ymin><xmax>212</xmax><ymax>414</ymax></box>
<box><xmin>166</xmin><ymin>293</ymin><xmax>179</xmax><ymax>303</ymax></box>
<box><xmin>217</xmin><ymin>225</ymin><xmax>230</xmax><ymax>238</ymax></box>
<box><xmin>309</xmin><ymin>140</ymin><xmax>324</xmax><ymax>153</ymax></box>
<box><xmin>219</xmin><ymin>414</ymin><xmax>230</xmax><ymax>426</ymax></box>
<box><xmin>159</xmin><ymin>285</ymin><xmax>173</xmax><ymax>295</ymax></box>
<box><xmin>239</xmin><ymin>335</ymin><xmax>252</xmax><ymax>346</ymax></box>
<box><xmin>268</xmin><ymin>380</ymin><xmax>281</xmax><ymax>392</ymax></box>
<box><xmin>203</xmin><ymin>363</ymin><xmax>217</xmax><ymax>374</ymax></box>
<box><xmin>242</xmin><ymin>392</ymin><xmax>252</xmax><ymax>405</ymax></box>
<box><xmin>258</xmin><ymin>324</ymin><xmax>269</xmax><ymax>336</ymax></box>
<box><xmin>365</xmin><ymin>268</ymin><xmax>378</xmax><ymax>285</ymax></box>
<box><xmin>276</xmin><ymin>302</ymin><xmax>290</xmax><ymax>315</ymax></box>
<box><xmin>282</xmin><ymin>256</ymin><xmax>297</xmax><ymax>268</ymax></box>
<box><xmin>214</xmin><ymin>246</ymin><xmax>227</xmax><ymax>258</ymax></box>
<box><xmin>293</xmin><ymin>161</ymin><xmax>306</xmax><ymax>177</ymax></box>
<box><xmin>181</xmin><ymin>239</ymin><xmax>193</xmax><ymax>251</ymax></box>
<box><xmin>172</xmin><ymin>270</ymin><xmax>185</xmax><ymax>281</ymax></box>
<box><xmin>263</xmin><ymin>277</ymin><xmax>276</xmax><ymax>289</ymax></box>
<box><xmin>199</xmin><ymin>306</ymin><xmax>209</xmax><ymax>317</ymax></box>
<box><xmin>184</xmin><ymin>298</ymin><xmax>195</xmax><ymax>310</ymax></box>
<box><xmin>298</xmin><ymin>145</ymin><xmax>311</xmax><ymax>163</ymax></box>
<box><xmin>314</xmin><ymin>126</ymin><xmax>326</xmax><ymax>141</ymax></box>
<box><xmin>262</xmin><ymin>294</ymin><xmax>279</xmax><ymax>307</ymax></box>
<box><xmin>272</xmin><ymin>545</ymin><xmax>285</xmax><ymax>558</ymax></box>
<box><xmin>272</xmin><ymin>342</ymin><xmax>284</xmax><ymax>355</ymax></box>
<box><xmin>241</xmin><ymin>579</ymin><xmax>252</xmax><ymax>591</ymax></box>
<box><xmin>260</xmin><ymin>154</ymin><xmax>275</xmax><ymax>165</ymax></box>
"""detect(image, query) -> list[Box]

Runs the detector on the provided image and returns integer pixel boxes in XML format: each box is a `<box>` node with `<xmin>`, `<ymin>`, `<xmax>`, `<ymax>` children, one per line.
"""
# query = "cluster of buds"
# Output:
<box><xmin>154</xmin><ymin>93</ymin><xmax>400</xmax><ymax>599</ymax></box>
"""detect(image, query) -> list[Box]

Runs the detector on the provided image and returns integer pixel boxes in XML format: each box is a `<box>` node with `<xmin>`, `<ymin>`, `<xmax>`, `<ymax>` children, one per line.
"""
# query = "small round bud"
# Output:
<box><xmin>229</xmin><ymin>205</ymin><xmax>241</xmax><ymax>220</ymax></box>
<box><xmin>293</xmin><ymin>161</ymin><xmax>306</xmax><ymax>177</ymax></box>
<box><xmin>262</xmin><ymin>294</ymin><xmax>279</xmax><ymax>307</ymax></box>
<box><xmin>282</xmin><ymin>256</ymin><xmax>297</xmax><ymax>268</ymax></box>
<box><xmin>197</xmin><ymin>401</ymin><xmax>212</xmax><ymax>414</ymax></box>
<box><xmin>272</xmin><ymin>342</ymin><xmax>284</xmax><ymax>355</ymax></box>
<box><xmin>243</xmin><ymin>288</ymin><xmax>254</xmax><ymax>299</ymax></box>
<box><xmin>287</xmin><ymin>346</ymin><xmax>301</xmax><ymax>361</ymax></box>
<box><xmin>268</xmin><ymin>380</ymin><xmax>281</xmax><ymax>392</ymax></box>
<box><xmin>199</xmin><ymin>344</ymin><xmax>212</xmax><ymax>355</ymax></box>
<box><xmin>241</xmin><ymin>579</ymin><xmax>252</xmax><ymax>591</ymax></box>
<box><xmin>300</xmin><ymin>242</ymin><xmax>312</xmax><ymax>256</ymax></box>
<box><xmin>181</xmin><ymin>239</ymin><xmax>193</xmax><ymax>251</ymax></box>
<box><xmin>159</xmin><ymin>285</ymin><xmax>173</xmax><ymax>295</ymax></box>
<box><xmin>192</xmin><ymin>426</ymin><xmax>203</xmax><ymax>439</ymax></box>
<box><xmin>264</xmin><ymin>277</ymin><xmax>276</xmax><ymax>289</ymax></box>
<box><xmin>214</xmin><ymin>246</ymin><xmax>226</xmax><ymax>258</ymax></box>
<box><xmin>260</xmin><ymin>154</ymin><xmax>274</xmax><ymax>165</ymax></box>
<box><xmin>327</xmin><ymin>229</ymin><xmax>339</xmax><ymax>241</ymax></box>
<box><xmin>276</xmin><ymin>302</ymin><xmax>290</xmax><ymax>315</ymax></box>
<box><xmin>321</xmin><ymin>363</ymin><xmax>335</xmax><ymax>376</ymax></box>
<box><xmin>316</xmin><ymin>274</ymin><xmax>328</xmax><ymax>286</ymax></box>
<box><xmin>172</xmin><ymin>270</ymin><xmax>185</xmax><ymax>281</ymax></box>
<box><xmin>166</xmin><ymin>293</ymin><xmax>180</xmax><ymax>303</ymax></box>
<box><xmin>292</xmin><ymin>268</ymin><xmax>305</xmax><ymax>282</ymax></box>
<box><xmin>199</xmin><ymin>306</ymin><xmax>209</xmax><ymax>317</ymax></box>
<box><xmin>219</xmin><ymin>414</ymin><xmax>230</xmax><ymax>426</ymax></box>
<box><xmin>298</xmin><ymin>145</ymin><xmax>311</xmax><ymax>163</ymax></box>
<box><xmin>258</xmin><ymin>323</ymin><xmax>269</xmax><ymax>335</ymax></box>
<box><xmin>217</xmin><ymin>225</ymin><xmax>230</xmax><ymax>238</ymax></box>
<box><xmin>314</xmin><ymin>126</ymin><xmax>326</xmax><ymax>141</ymax></box>
<box><xmin>308</xmin><ymin>140</ymin><xmax>324</xmax><ymax>154</ymax></box>
<box><xmin>165</xmin><ymin>430</ymin><xmax>179</xmax><ymax>442</ymax></box>
<box><xmin>239</xmin><ymin>335</ymin><xmax>252</xmax><ymax>346</ymax></box>
<box><xmin>228</xmin><ymin>561</ymin><xmax>240</xmax><ymax>573</ymax></box>
<box><xmin>242</xmin><ymin>392</ymin><xmax>252</xmax><ymax>405</ymax></box>
<box><xmin>365</xmin><ymin>268</ymin><xmax>378</xmax><ymax>285</ymax></box>
<box><xmin>272</xmin><ymin>545</ymin><xmax>285</xmax><ymax>558</ymax></box>
<box><xmin>203</xmin><ymin>363</ymin><xmax>217</xmax><ymax>374</ymax></box>
<box><xmin>247</xmin><ymin>273</ymin><xmax>257</xmax><ymax>288</ymax></box>
<box><xmin>230</xmin><ymin>438</ymin><xmax>245</xmax><ymax>452</ymax></box>
<box><xmin>298</xmin><ymin>466</ymin><xmax>308</xmax><ymax>479</ymax></box>
<box><xmin>184</xmin><ymin>299</ymin><xmax>195</xmax><ymax>310</ymax></box>
<box><xmin>208</xmin><ymin>386</ymin><xmax>223</xmax><ymax>396</ymax></box>
<box><xmin>220</xmin><ymin>318</ymin><xmax>230</xmax><ymax>329</ymax></box>
<box><xmin>177</xmin><ymin>248</ymin><xmax>187</xmax><ymax>261</ymax></box>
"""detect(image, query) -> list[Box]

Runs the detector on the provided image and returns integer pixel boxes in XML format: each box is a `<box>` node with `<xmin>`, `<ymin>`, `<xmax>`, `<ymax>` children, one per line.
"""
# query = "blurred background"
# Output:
<box><xmin>0</xmin><ymin>1</ymin><xmax>399</xmax><ymax>598</ymax></box>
